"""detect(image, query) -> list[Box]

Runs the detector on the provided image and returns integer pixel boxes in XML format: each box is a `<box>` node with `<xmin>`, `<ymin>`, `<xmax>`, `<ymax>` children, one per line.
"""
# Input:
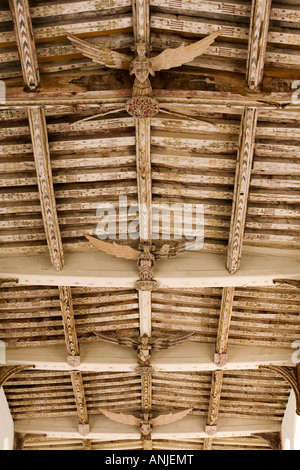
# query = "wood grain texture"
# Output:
<box><xmin>8</xmin><ymin>0</ymin><xmax>40</xmax><ymax>90</ymax></box>
<box><xmin>27</xmin><ymin>108</ymin><xmax>64</xmax><ymax>271</ymax></box>
<box><xmin>226</xmin><ymin>108</ymin><xmax>258</xmax><ymax>274</ymax></box>
<box><xmin>247</xmin><ymin>0</ymin><xmax>272</xmax><ymax>89</ymax></box>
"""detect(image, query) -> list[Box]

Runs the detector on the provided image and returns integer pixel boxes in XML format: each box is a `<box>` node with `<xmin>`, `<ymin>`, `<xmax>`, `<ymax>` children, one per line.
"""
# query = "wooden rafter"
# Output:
<box><xmin>215</xmin><ymin>287</ymin><xmax>235</xmax><ymax>366</ymax></box>
<box><xmin>70</xmin><ymin>371</ymin><xmax>90</xmax><ymax>436</ymax></box>
<box><xmin>132</xmin><ymin>0</ymin><xmax>150</xmax><ymax>44</ymax></box>
<box><xmin>28</xmin><ymin>108</ymin><xmax>64</xmax><ymax>271</ymax></box>
<box><xmin>8</xmin><ymin>0</ymin><xmax>64</xmax><ymax>271</ymax></box>
<box><xmin>8</xmin><ymin>0</ymin><xmax>40</xmax><ymax>90</ymax></box>
<box><xmin>247</xmin><ymin>0</ymin><xmax>272</xmax><ymax>89</ymax></box>
<box><xmin>203</xmin><ymin>371</ymin><xmax>223</xmax><ymax>450</ymax></box>
<box><xmin>58</xmin><ymin>286</ymin><xmax>80</xmax><ymax>367</ymax></box>
<box><xmin>226</xmin><ymin>108</ymin><xmax>258</xmax><ymax>274</ymax></box>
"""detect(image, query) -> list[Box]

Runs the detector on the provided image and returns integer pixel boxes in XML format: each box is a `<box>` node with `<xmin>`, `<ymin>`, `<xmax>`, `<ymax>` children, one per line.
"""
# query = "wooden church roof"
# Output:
<box><xmin>0</xmin><ymin>0</ymin><xmax>300</xmax><ymax>451</ymax></box>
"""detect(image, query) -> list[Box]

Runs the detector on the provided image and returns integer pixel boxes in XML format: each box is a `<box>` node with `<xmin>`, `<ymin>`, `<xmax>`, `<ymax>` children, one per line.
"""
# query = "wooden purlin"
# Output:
<box><xmin>226</xmin><ymin>107</ymin><xmax>258</xmax><ymax>274</ymax></box>
<box><xmin>247</xmin><ymin>0</ymin><xmax>272</xmax><ymax>89</ymax></box>
<box><xmin>8</xmin><ymin>0</ymin><xmax>64</xmax><ymax>271</ymax></box>
<box><xmin>58</xmin><ymin>286</ymin><xmax>80</xmax><ymax>367</ymax></box>
<box><xmin>28</xmin><ymin>108</ymin><xmax>64</xmax><ymax>271</ymax></box>
<box><xmin>70</xmin><ymin>371</ymin><xmax>90</xmax><ymax>436</ymax></box>
<box><xmin>203</xmin><ymin>370</ymin><xmax>224</xmax><ymax>450</ymax></box>
<box><xmin>8</xmin><ymin>0</ymin><xmax>40</xmax><ymax>90</ymax></box>
<box><xmin>215</xmin><ymin>287</ymin><xmax>235</xmax><ymax>366</ymax></box>
<box><xmin>132</xmin><ymin>0</ymin><xmax>150</xmax><ymax>44</ymax></box>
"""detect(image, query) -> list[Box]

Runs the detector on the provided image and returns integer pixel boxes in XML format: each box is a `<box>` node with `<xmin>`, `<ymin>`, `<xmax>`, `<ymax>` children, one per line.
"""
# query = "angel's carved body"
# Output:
<box><xmin>99</xmin><ymin>408</ymin><xmax>193</xmax><ymax>438</ymax></box>
<box><xmin>68</xmin><ymin>31</ymin><xmax>220</xmax><ymax>100</ymax></box>
<box><xmin>137</xmin><ymin>243</ymin><xmax>156</xmax><ymax>280</ymax></box>
<box><xmin>129</xmin><ymin>43</ymin><xmax>155</xmax><ymax>97</ymax></box>
<box><xmin>95</xmin><ymin>331</ymin><xmax>195</xmax><ymax>366</ymax></box>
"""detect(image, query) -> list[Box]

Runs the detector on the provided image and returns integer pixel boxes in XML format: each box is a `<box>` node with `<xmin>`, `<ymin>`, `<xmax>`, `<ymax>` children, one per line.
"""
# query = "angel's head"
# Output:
<box><xmin>132</xmin><ymin>42</ymin><xmax>151</xmax><ymax>57</ymax></box>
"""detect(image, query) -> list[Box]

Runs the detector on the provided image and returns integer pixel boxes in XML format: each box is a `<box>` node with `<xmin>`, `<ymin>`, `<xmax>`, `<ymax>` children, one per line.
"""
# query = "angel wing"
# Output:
<box><xmin>99</xmin><ymin>409</ymin><xmax>141</xmax><ymax>427</ymax></box>
<box><xmin>150</xmin><ymin>31</ymin><xmax>220</xmax><ymax>72</ymax></box>
<box><xmin>94</xmin><ymin>332</ymin><xmax>140</xmax><ymax>349</ymax></box>
<box><xmin>85</xmin><ymin>235</ymin><xmax>141</xmax><ymax>261</ymax></box>
<box><xmin>68</xmin><ymin>35</ymin><xmax>132</xmax><ymax>70</ymax></box>
<box><xmin>154</xmin><ymin>237</ymin><xmax>203</xmax><ymax>259</ymax></box>
<box><xmin>151</xmin><ymin>408</ymin><xmax>193</xmax><ymax>427</ymax></box>
<box><xmin>150</xmin><ymin>333</ymin><xmax>195</xmax><ymax>351</ymax></box>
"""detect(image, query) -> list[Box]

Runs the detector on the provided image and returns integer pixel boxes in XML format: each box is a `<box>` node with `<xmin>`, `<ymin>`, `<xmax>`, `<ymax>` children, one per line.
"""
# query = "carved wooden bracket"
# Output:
<box><xmin>14</xmin><ymin>432</ymin><xmax>46</xmax><ymax>451</ymax></box>
<box><xmin>142</xmin><ymin>435</ymin><xmax>153</xmax><ymax>450</ymax></box>
<box><xmin>82</xmin><ymin>440</ymin><xmax>92</xmax><ymax>450</ymax></box>
<box><xmin>205</xmin><ymin>425</ymin><xmax>218</xmax><ymax>437</ymax></box>
<box><xmin>214</xmin><ymin>353</ymin><xmax>228</xmax><ymax>368</ymax></box>
<box><xmin>135</xmin><ymin>280</ymin><xmax>158</xmax><ymax>292</ymax></box>
<box><xmin>261</xmin><ymin>365</ymin><xmax>300</xmax><ymax>415</ymax></box>
<box><xmin>273</xmin><ymin>279</ymin><xmax>300</xmax><ymax>289</ymax></box>
<box><xmin>0</xmin><ymin>278</ymin><xmax>19</xmax><ymax>285</ymax></box>
<box><xmin>253</xmin><ymin>432</ymin><xmax>282</xmax><ymax>450</ymax></box>
<box><xmin>0</xmin><ymin>365</ymin><xmax>35</xmax><ymax>388</ymax></box>
<box><xmin>135</xmin><ymin>365</ymin><xmax>155</xmax><ymax>377</ymax></box>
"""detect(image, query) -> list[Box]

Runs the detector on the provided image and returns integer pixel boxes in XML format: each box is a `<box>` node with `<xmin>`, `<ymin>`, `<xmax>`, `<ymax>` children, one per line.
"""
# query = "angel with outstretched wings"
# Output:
<box><xmin>85</xmin><ymin>235</ymin><xmax>203</xmax><ymax>261</ymax></box>
<box><xmin>100</xmin><ymin>408</ymin><xmax>192</xmax><ymax>437</ymax></box>
<box><xmin>68</xmin><ymin>32</ymin><xmax>220</xmax><ymax>98</ymax></box>
<box><xmin>95</xmin><ymin>332</ymin><xmax>195</xmax><ymax>365</ymax></box>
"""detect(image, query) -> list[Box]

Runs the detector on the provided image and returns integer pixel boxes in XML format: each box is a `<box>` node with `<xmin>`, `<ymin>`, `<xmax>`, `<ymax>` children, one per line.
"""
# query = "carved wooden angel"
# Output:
<box><xmin>95</xmin><ymin>332</ymin><xmax>195</xmax><ymax>365</ymax></box>
<box><xmin>68</xmin><ymin>32</ymin><xmax>220</xmax><ymax>98</ymax></box>
<box><xmin>85</xmin><ymin>235</ymin><xmax>203</xmax><ymax>262</ymax></box>
<box><xmin>100</xmin><ymin>409</ymin><xmax>192</xmax><ymax>437</ymax></box>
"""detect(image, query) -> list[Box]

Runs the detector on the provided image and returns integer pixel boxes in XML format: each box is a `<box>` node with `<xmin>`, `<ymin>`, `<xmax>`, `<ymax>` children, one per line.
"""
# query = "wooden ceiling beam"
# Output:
<box><xmin>215</xmin><ymin>287</ymin><xmax>235</xmax><ymax>367</ymax></box>
<box><xmin>131</xmin><ymin>1</ymin><xmax>153</xmax><ymax>338</ymax></box>
<box><xmin>203</xmin><ymin>370</ymin><xmax>224</xmax><ymax>450</ymax></box>
<box><xmin>247</xmin><ymin>0</ymin><xmax>272</xmax><ymax>89</ymax></box>
<box><xmin>1</xmin><ymin>87</ymin><xmax>298</xmax><ymax>109</ymax></box>
<box><xmin>226</xmin><ymin>107</ymin><xmax>258</xmax><ymax>274</ymax></box>
<box><xmin>28</xmin><ymin>108</ymin><xmax>64</xmax><ymax>271</ymax></box>
<box><xmin>8</xmin><ymin>0</ymin><xmax>40</xmax><ymax>90</ymax></box>
<box><xmin>132</xmin><ymin>0</ymin><xmax>150</xmax><ymax>44</ymax></box>
<box><xmin>58</xmin><ymin>286</ymin><xmax>80</xmax><ymax>367</ymax></box>
<box><xmin>8</xmin><ymin>0</ymin><xmax>64</xmax><ymax>271</ymax></box>
<box><xmin>5</xmin><ymin>342</ymin><xmax>294</xmax><ymax>373</ymax></box>
<box><xmin>70</xmin><ymin>371</ymin><xmax>90</xmax><ymax>436</ymax></box>
<box><xmin>13</xmin><ymin>415</ymin><xmax>281</xmax><ymax>440</ymax></box>
<box><xmin>1</xmin><ymin>251</ymin><xmax>300</xmax><ymax>288</ymax></box>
